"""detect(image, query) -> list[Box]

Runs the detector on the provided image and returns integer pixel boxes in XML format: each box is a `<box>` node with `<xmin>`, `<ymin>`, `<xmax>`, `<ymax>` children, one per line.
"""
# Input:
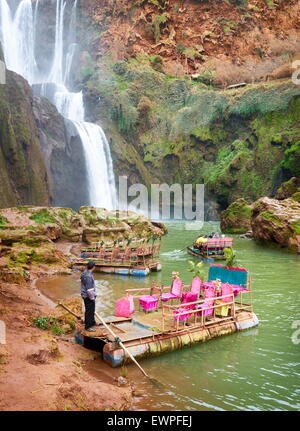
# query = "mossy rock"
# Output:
<box><xmin>0</xmin><ymin>215</ymin><xmax>8</xmax><ymax>228</ymax></box>
<box><xmin>251</xmin><ymin>197</ymin><xmax>300</xmax><ymax>252</ymax></box>
<box><xmin>220</xmin><ymin>198</ymin><xmax>253</xmax><ymax>234</ymax></box>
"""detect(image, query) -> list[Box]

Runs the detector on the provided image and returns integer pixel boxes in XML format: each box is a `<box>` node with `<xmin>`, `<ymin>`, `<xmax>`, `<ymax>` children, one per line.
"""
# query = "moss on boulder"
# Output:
<box><xmin>220</xmin><ymin>198</ymin><xmax>253</xmax><ymax>234</ymax></box>
<box><xmin>251</xmin><ymin>197</ymin><xmax>300</xmax><ymax>253</ymax></box>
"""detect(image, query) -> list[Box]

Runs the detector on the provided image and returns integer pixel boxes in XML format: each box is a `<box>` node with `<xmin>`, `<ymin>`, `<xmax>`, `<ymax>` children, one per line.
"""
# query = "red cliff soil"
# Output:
<box><xmin>0</xmin><ymin>277</ymin><xmax>133</xmax><ymax>411</ymax></box>
<box><xmin>83</xmin><ymin>0</ymin><xmax>300</xmax><ymax>78</ymax></box>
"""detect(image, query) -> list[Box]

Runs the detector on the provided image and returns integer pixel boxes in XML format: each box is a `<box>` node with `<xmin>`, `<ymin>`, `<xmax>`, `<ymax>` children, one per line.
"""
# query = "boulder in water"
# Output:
<box><xmin>251</xmin><ymin>197</ymin><xmax>300</xmax><ymax>253</ymax></box>
<box><xmin>220</xmin><ymin>198</ymin><xmax>253</xmax><ymax>234</ymax></box>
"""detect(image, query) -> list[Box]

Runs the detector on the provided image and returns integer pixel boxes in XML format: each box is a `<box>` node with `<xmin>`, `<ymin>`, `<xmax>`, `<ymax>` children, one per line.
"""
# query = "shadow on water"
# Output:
<box><xmin>37</xmin><ymin>222</ymin><xmax>300</xmax><ymax>411</ymax></box>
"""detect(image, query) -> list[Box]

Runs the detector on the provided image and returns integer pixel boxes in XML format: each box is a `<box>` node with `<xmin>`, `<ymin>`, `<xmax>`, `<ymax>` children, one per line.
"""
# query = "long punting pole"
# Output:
<box><xmin>94</xmin><ymin>311</ymin><xmax>150</xmax><ymax>379</ymax></box>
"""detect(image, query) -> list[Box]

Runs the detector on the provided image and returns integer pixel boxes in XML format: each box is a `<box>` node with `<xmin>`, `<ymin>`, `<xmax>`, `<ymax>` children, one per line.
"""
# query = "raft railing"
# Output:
<box><xmin>125</xmin><ymin>280</ymin><xmax>253</xmax><ymax>331</ymax></box>
<box><xmin>161</xmin><ymin>292</ymin><xmax>237</xmax><ymax>331</ymax></box>
<box><xmin>125</xmin><ymin>282</ymin><xmax>192</xmax><ymax>309</ymax></box>
<box><xmin>233</xmin><ymin>276</ymin><xmax>253</xmax><ymax>313</ymax></box>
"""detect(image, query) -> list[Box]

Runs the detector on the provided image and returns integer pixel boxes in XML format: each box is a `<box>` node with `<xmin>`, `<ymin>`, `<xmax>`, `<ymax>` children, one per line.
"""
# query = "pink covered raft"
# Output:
<box><xmin>76</xmin><ymin>265</ymin><xmax>258</xmax><ymax>368</ymax></box>
<box><xmin>187</xmin><ymin>237</ymin><xmax>233</xmax><ymax>260</ymax></box>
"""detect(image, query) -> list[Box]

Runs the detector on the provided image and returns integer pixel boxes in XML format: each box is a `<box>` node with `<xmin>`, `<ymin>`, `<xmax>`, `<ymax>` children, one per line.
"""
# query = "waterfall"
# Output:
<box><xmin>0</xmin><ymin>0</ymin><xmax>116</xmax><ymax>210</ymax></box>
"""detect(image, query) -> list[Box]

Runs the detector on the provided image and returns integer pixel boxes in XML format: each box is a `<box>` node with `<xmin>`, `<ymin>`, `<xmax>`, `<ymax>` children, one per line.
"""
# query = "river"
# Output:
<box><xmin>37</xmin><ymin>221</ymin><xmax>300</xmax><ymax>411</ymax></box>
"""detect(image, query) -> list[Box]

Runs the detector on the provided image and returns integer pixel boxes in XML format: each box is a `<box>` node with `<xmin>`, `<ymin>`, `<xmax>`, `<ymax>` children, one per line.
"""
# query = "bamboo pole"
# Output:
<box><xmin>94</xmin><ymin>311</ymin><xmax>150</xmax><ymax>379</ymax></box>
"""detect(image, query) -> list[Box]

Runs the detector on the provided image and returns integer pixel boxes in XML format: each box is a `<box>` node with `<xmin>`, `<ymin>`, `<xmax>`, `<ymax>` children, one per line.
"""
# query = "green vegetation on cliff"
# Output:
<box><xmin>82</xmin><ymin>54</ymin><xmax>300</xmax><ymax>208</ymax></box>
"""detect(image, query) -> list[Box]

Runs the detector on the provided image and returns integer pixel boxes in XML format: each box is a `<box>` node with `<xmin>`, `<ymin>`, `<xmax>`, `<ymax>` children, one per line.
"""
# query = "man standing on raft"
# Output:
<box><xmin>80</xmin><ymin>261</ymin><xmax>97</xmax><ymax>332</ymax></box>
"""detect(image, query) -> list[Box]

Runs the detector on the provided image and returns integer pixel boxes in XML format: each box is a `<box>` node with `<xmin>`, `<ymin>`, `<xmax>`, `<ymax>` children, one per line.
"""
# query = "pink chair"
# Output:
<box><xmin>161</xmin><ymin>278</ymin><xmax>183</xmax><ymax>303</ymax></box>
<box><xmin>197</xmin><ymin>286</ymin><xmax>215</xmax><ymax>318</ymax></box>
<box><xmin>173</xmin><ymin>291</ymin><xmax>199</xmax><ymax>322</ymax></box>
<box><xmin>231</xmin><ymin>284</ymin><xmax>250</xmax><ymax>297</ymax></box>
<box><xmin>182</xmin><ymin>277</ymin><xmax>201</xmax><ymax>302</ymax></box>
<box><xmin>222</xmin><ymin>283</ymin><xmax>233</xmax><ymax>303</ymax></box>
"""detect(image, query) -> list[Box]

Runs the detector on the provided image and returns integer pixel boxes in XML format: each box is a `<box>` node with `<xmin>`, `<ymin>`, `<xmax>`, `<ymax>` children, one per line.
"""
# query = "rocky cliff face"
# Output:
<box><xmin>1</xmin><ymin>1</ymin><xmax>300</xmax><ymax>215</ymax></box>
<box><xmin>33</xmin><ymin>96</ymin><xmax>89</xmax><ymax>210</ymax></box>
<box><xmin>0</xmin><ymin>69</ymin><xmax>50</xmax><ymax>208</ymax></box>
<box><xmin>0</xmin><ymin>67</ymin><xmax>89</xmax><ymax>210</ymax></box>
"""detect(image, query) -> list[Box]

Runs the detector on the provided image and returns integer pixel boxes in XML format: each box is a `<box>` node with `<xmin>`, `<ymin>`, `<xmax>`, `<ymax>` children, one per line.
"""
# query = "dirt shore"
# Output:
<box><xmin>0</xmin><ymin>269</ymin><xmax>133</xmax><ymax>411</ymax></box>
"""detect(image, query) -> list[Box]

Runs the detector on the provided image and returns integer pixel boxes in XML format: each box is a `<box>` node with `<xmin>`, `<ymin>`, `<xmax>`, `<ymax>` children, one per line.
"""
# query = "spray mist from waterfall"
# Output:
<box><xmin>0</xmin><ymin>0</ymin><xmax>116</xmax><ymax>210</ymax></box>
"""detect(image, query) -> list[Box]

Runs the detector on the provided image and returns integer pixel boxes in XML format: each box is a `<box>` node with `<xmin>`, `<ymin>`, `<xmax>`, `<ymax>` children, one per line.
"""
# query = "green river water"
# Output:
<box><xmin>37</xmin><ymin>222</ymin><xmax>300</xmax><ymax>411</ymax></box>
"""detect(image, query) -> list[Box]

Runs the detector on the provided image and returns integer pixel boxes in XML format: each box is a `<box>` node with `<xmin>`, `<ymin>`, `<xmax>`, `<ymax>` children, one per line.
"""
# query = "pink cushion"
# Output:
<box><xmin>197</xmin><ymin>299</ymin><xmax>214</xmax><ymax>317</ymax></box>
<box><xmin>182</xmin><ymin>292</ymin><xmax>198</xmax><ymax>305</ymax></box>
<box><xmin>161</xmin><ymin>292</ymin><xmax>178</xmax><ymax>301</ymax></box>
<box><xmin>139</xmin><ymin>295</ymin><xmax>158</xmax><ymax>312</ymax></box>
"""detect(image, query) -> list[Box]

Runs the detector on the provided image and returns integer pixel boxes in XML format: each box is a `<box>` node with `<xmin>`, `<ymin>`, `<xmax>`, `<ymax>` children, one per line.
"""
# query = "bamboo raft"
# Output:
<box><xmin>187</xmin><ymin>237</ymin><xmax>233</xmax><ymax>260</ymax></box>
<box><xmin>75</xmin><ymin>265</ymin><xmax>258</xmax><ymax>367</ymax></box>
<box><xmin>71</xmin><ymin>242</ymin><xmax>162</xmax><ymax>276</ymax></box>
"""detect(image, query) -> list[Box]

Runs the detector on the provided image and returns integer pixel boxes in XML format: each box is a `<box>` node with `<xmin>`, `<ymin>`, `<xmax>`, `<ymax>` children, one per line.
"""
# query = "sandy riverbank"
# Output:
<box><xmin>0</xmin><ymin>268</ymin><xmax>133</xmax><ymax>411</ymax></box>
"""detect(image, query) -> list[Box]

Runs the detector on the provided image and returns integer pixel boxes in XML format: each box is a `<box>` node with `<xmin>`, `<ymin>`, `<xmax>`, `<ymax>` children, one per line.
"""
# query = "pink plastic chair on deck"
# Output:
<box><xmin>197</xmin><ymin>286</ymin><xmax>215</xmax><ymax>318</ymax></box>
<box><xmin>161</xmin><ymin>278</ymin><xmax>183</xmax><ymax>303</ymax></box>
<box><xmin>222</xmin><ymin>283</ymin><xmax>233</xmax><ymax>303</ymax></box>
<box><xmin>230</xmin><ymin>284</ymin><xmax>250</xmax><ymax>297</ymax></box>
<box><xmin>182</xmin><ymin>277</ymin><xmax>201</xmax><ymax>302</ymax></box>
<box><xmin>173</xmin><ymin>291</ymin><xmax>199</xmax><ymax>322</ymax></box>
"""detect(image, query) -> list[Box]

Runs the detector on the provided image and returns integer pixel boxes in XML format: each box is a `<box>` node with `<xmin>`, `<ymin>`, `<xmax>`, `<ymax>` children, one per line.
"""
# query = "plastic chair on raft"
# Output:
<box><xmin>110</xmin><ymin>246</ymin><xmax>121</xmax><ymax>263</ymax></box>
<box><xmin>138</xmin><ymin>283</ymin><xmax>162</xmax><ymax>312</ymax></box>
<box><xmin>215</xmin><ymin>282</ymin><xmax>233</xmax><ymax>317</ymax></box>
<box><xmin>172</xmin><ymin>278</ymin><xmax>203</xmax><ymax>324</ymax></box>
<box><xmin>173</xmin><ymin>290</ymin><xmax>199</xmax><ymax>324</ymax></box>
<box><xmin>160</xmin><ymin>278</ymin><xmax>183</xmax><ymax>304</ymax></box>
<box><xmin>181</xmin><ymin>277</ymin><xmax>202</xmax><ymax>302</ymax></box>
<box><xmin>196</xmin><ymin>285</ymin><xmax>215</xmax><ymax>321</ymax></box>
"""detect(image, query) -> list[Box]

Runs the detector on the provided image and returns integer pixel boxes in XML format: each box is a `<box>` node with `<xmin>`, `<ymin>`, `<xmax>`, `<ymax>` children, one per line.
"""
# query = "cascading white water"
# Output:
<box><xmin>0</xmin><ymin>0</ymin><xmax>116</xmax><ymax>210</ymax></box>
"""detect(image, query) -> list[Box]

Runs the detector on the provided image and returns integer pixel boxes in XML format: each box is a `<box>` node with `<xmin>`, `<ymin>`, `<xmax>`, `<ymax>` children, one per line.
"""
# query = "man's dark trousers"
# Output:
<box><xmin>84</xmin><ymin>297</ymin><xmax>96</xmax><ymax>329</ymax></box>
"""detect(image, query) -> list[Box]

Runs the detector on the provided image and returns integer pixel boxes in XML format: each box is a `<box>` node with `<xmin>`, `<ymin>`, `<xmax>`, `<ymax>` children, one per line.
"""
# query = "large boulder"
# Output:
<box><xmin>220</xmin><ymin>198</ymin><xmax>253</xmax><ymax>234</ymax></box>
<box><xmin>251</xmin><ymin>197</ymin><xmax>300</xmax><ymax>253</ymax></box>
